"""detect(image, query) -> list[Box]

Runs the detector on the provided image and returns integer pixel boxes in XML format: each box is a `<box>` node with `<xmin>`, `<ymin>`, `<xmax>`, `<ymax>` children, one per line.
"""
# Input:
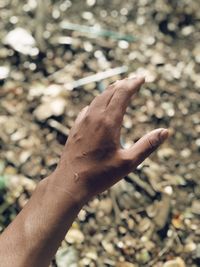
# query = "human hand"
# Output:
<box><xmin>54</xmin><ymin>77</ymin><xmax>168</xmax><ymax>205</ymax></box>
<box><xmin>0</xmin><ymin>77</ymin><xmax>169</xmax><ymax>267</ymax></box>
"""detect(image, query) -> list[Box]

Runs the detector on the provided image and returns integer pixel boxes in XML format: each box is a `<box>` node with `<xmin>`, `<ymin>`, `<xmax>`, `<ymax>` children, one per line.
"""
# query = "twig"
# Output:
<box><xmin>47</xmin><ymin>119</ymin><xmax>70</xmax><ymax>136</ymax></box>
<box><xmin>109</xmin><ymin>189</ymin><xmax>121</xmax><ymax>224</ymax></box>
<box><xmin>35</xmin><ymin>0</ymin><xmax>47</xmax><ymax>52</ymax></box>
<box><xmin>63</xmin><ymin>66</ymin><xmax>128</xmax><ymax>90</ymax></box>
<box><xmin>126</xmin><ymin>173</ymin><xmax>156</xmax><ymax>198</ymax></box>
<box><xmin>149</xmin><ymin>233</ymin><xmax>175</xmax><ymax>266</ymax></box>
<box><xmin>60</xmin><ymin>21</ymin><xmax>136</xmax><ymax>42</ymax></box>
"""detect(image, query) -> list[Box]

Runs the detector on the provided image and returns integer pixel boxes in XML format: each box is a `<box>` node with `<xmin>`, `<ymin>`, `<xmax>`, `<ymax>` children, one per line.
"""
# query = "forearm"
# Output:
<box><xmin>0</xmin><ymin>172</ymin><xmax>82</xmax><ymax>267</ymax></box>
<box><xmin>0</xmin><ymin>76</ymin><xmax>168</xmax><ymax>267</ymax></box>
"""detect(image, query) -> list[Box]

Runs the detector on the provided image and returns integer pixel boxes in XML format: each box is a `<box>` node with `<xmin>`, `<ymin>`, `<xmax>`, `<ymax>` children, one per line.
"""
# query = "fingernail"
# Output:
<box><xmin>159</xmin><ymin>129</ymin><xmax>169</xmax><ymax>143</ymax></box>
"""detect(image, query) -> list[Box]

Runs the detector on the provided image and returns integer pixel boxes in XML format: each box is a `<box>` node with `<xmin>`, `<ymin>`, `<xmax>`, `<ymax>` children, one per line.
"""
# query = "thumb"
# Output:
<box><xmin>121</xmin><ymin>128</ymin><xmax>169</xmax><ymax>169</ymax></box>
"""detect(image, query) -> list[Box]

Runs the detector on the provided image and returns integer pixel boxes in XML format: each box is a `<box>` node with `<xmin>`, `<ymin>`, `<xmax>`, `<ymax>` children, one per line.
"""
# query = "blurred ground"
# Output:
<box><xmin>0</xmin><ymin>0</ymin><xmax>200</xmax><ymax>266</ymax></box>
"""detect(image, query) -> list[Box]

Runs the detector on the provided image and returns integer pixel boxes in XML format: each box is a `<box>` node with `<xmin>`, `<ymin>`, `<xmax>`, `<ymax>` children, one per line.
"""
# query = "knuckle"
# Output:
<box><xmin>83</xmin><ymin>110</ymin><xmax>114</xmax><ymax>129</ymax></box>
<box><xmin>103</xmin><ymin>116</ymin><xmax>114</xmax><ymax>128</ymax></box>
<box><xmin>101</xmin><ymin>116</ymin><xmax>110</xmax><ymax>127</ymax></box>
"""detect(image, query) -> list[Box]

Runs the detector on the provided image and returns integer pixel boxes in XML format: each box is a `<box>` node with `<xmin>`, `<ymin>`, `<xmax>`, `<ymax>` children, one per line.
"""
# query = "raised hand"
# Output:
<box><xmin>55</xmin><ymin>77</ymin><xmax>168</xmax><ymax>204</ymax></box>
<box><xmin>0</xmin><ymin>76</ymin><xmax>169</xmax><ymax>267</ymax></box>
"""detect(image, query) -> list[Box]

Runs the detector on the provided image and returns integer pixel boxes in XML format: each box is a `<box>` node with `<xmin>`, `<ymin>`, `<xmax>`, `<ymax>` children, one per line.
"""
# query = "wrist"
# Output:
<box><xmin>46</xmin><ymin>170</ymin><xmax>87</xmax><ymax>211</ymax></box>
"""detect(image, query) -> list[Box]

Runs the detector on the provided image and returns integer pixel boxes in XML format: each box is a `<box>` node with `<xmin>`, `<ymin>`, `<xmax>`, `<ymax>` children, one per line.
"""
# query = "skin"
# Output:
<box><xmin>0</xmin><ymin>76</ymin><xmax>168</xmax><ymax>267</ymax></box>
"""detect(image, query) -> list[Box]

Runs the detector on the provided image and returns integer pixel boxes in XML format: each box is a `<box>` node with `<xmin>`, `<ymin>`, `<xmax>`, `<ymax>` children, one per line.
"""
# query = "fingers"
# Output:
<box><xmin>121</xmin><ymin>128</ymin><xmax>169</xmax><ymax>170</ymax></box>
<box><xmin>106</xmin><ymin>76</ymin><xmax>145</xmax><ymax>123</ymax></box>
<box><xmin>89</xmin><ymin>83</ymin><xmax>116</xmax><ymax>110</ymax></box>
<box><xmin>89</xmin><ymin>76</ymin><xmax>145</xmax><ymax>116</ymax></box>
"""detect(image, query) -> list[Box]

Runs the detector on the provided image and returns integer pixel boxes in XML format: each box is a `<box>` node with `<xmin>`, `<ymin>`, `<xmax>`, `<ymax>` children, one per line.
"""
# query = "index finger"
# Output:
<box><xmin>106</xmin><ymin>76</ymin><xmax>145</xmax><ymax>123</ymax></box>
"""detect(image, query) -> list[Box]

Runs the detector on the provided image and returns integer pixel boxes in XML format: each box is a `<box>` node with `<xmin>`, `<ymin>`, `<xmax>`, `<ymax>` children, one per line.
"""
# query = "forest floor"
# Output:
<box><xmin>0</xmin><ymin>0</ymin><xmax>200</xmax><ymax>266</ymax></box>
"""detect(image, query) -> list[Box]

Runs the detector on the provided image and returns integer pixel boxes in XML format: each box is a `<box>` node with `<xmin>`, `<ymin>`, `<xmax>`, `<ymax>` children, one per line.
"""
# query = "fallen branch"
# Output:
<box><xmin>60</xmin><ymin>21</ymin><xmax>136</xmax><ymax>42</ymax></box>
<box><xmin>63</xmin><ymin>66</ymin><xmax>128</xmax><ymax>90</ymax></box>
<box><xmin>47</xmin><ymin>119</ymin><xmax>70</xmax><ymax>136</ymax></box>
<box><xmin>126</xmin><ymin>173</ymin><xmax>156</xmax><ymax>198</ymax></box>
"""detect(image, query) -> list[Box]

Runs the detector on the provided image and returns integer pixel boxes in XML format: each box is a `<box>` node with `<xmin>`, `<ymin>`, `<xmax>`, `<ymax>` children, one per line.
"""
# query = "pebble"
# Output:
<box><xmin>163</xmin><ymin>174</ymin><xmax>186</xmax><ymax>186</ymax></box>
<box><xmin>0</xmin><ymin>66</ymin><xmax>9</xmax><ymax>80</ymax></box>
<box><xmin>101</xmin><ymin>240</ymin><xmax>115</xmax><ymax>255</ymax></box>
<box><xmin>34</xmin><ymin>97</ymin><xmax>66</xmax><ymax>121</ymax></box>
<box><xmin>138</xmin><ymin>217</ymin><xmax>151</xmax><ymax>233</ymax></box>
<box><xmin>136</xmin><ymin>249</ymin><xmax>151</xmax><ymax>264</ymax></box>
<box><xmin>163</xmin><ymin>257</ymin><xmax>186</xmax><ymax>267</ymax></box>
<box><xmin>193</xmin><ymin>45</ymin><xmax>200</xmax><ymax>63</ymax></box>
<box><xmin>184</xmin><ymin>241</ymin><xmax>196</xmax><ymax>253</ymax></box>
<box><xmin>85</xmin><ymin>251</ymin><xmax>98</xmax><ymax>261</ymax></box>
<box><xmin>4</xmin><ymin>27</ymin><xmax>37</xmax><ymax>56</ymax></box>
<box><xmin>98</xmin><ymin>198</ymin><xmax>113</xmax><ymax>214</ymax></box>
<box><xmin>150</xmin><ymin>52</ymin><xmax>165</xmax><ymax>65</ymax></box>
<box><xmin>191</xmin><ymin>200</ymin><xmax>200</xmax><ymax>215</ymax></box>
<box><xmin>157</xmin><ymin>148</ymin><xmax>175</xmax><ymax>160</ymax></box>
<box><xmin>56</xmin><ymin>246</ymin><xmax>78</xmax><ymax>267</ymax></box>
<box><xmin>65</xmin><ymin>228</ymin><xmax>84</xmax><ymax>244</ymax></box>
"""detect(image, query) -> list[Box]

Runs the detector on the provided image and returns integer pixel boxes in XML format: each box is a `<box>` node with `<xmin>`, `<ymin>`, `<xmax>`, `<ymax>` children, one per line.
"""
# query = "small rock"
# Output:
<box><xmin>193</xmin><ymin>45</ymin><xmax>200</xmax><ymax>63</ymax></box>
<box><xmin>21</xmin><ymin>159</ymin><xmax>42</xmax><ymax>177</ymax></box>
<box><xmin>136</xmin><ymin>249</ymin><xmax>151</xmax><ymax>264</ymax></box>
<box><xmin>44</xmin><ymin>84</ymin><xmax>63</xmax><ymax>97</ymax></box>
<box><xmin>184</xmin><ymin>241</ymin><xmax>196</xmax><ymax>253</ymax></box>
<box><xmin>19</xmin><ymin>150</ymin><xmax>32</xmax><ymax>165</ymax></box>
<box><xmin>163</xmin><ymin>257</ymin><xmax>186</xmax><ymax>267</ymax></box>
<box><xmin>18</xmin><ymin>193</ymin><xmax>29</xmax><ymax>208</ymax></box>
<box><xmin>191</xmin><ymin>200</ymin><xmax>200</xmax><ymax>215</ymax></box>
<box><xmin>158</xmin><ymin>148</ymin><xmax>175</xmax><ymax>160</ymax></box>
<box><xmin>138</xmin><ymin>218</ymin><xmax>151</xmax><ymax>233</ymax></box>
<box><xmin>11</xmin><ymin>127</ymin><xmax>27</xmax><ymax>142</ymax></box>
<box><xmin>56</xmin><ymin>246</ymin><xmax>78</xmax><ymax>267</ymax></box>
<box><xmin>4</xmin><ymin>27</ymin><xmax>37</xmax><ymax>56</ymax></box>
<box><xmin>21</xmin><ymin>177</ymin><xmax>37</xmax><ymax>193</ymax></box>
<box><xmin>101</xmin><ymin>240</ymin><xmax>115</xmax><ymax>255</ymax></box>
<box><xmin>34</xmin><ymin>97</ymin><xmax>66</xmax><ymax>121</ymax></box>
<box><xmin>163</xmin><ymin>174</ymin><xmax>186</xmax><ymax>186</ymax></box>
<box><xmin>85</xmin><ymin>251</ymin><xmax>98</xmax><ymax>261</ymax></box>
<box><xmin>154</xmin><ymin>194</ymin><xmax>171</xmax><ymax>235</ymax></box>
<box><xmin>150</xmin><ymin>52</ymin><xmax>165</xmax><ymax>65</ymax></box>
<box><xmin>65</xmin><ymin>228</ymin><xmax>84</xmax><ymax>244</ymax></box>
<box><xmin>0</xmin><ymin>66</ymin><xmax>10</xmax><ymax>80</ymax></box>
<box><xmin>98</xmin><ymin>198</ymin><xmax>113</xmax><ymax>214</ymax></box>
